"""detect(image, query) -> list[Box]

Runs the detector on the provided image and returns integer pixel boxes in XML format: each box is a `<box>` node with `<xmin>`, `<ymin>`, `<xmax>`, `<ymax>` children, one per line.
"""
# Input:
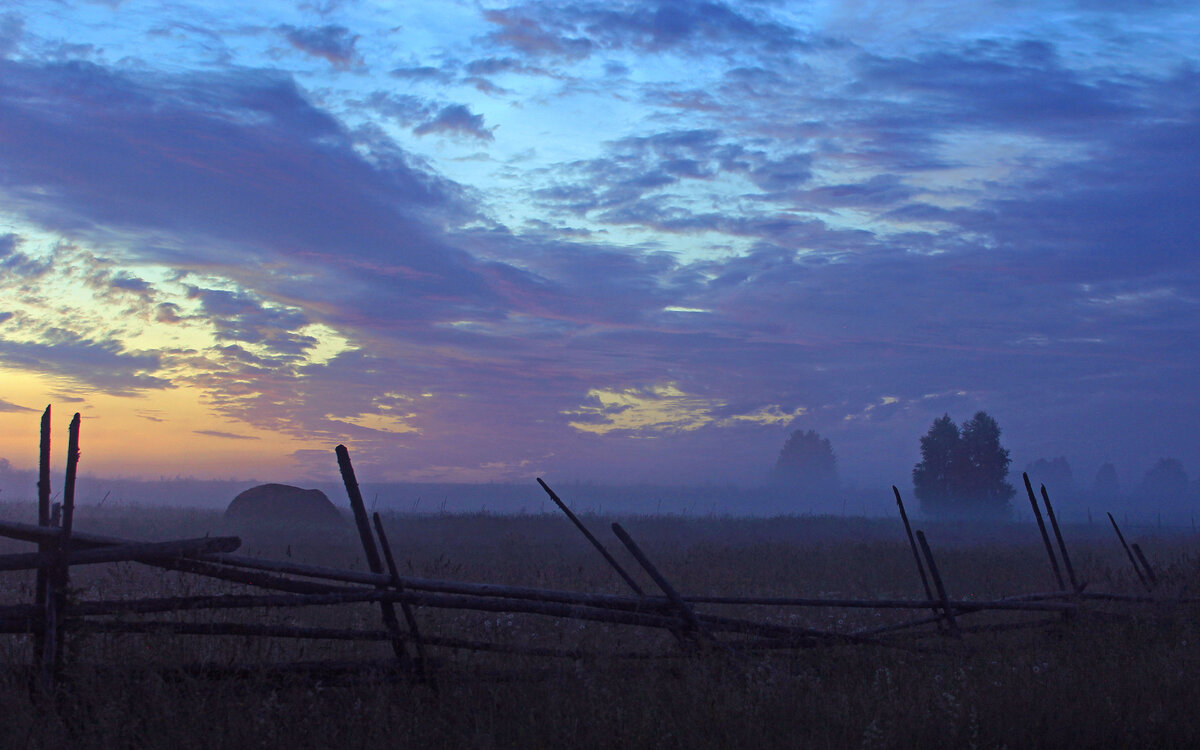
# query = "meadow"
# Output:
<box><xmin>0</xmin><ymin>501</ymin><xmax>1198</xmax><ymax>749</ymax></box>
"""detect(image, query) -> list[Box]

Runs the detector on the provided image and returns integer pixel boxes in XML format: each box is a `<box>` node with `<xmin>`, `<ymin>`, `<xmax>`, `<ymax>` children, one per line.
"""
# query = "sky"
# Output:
<box><xmin>0</xmin><ymin>0</ymin><xmax>1198</xmax><ymax>492</ymax></box>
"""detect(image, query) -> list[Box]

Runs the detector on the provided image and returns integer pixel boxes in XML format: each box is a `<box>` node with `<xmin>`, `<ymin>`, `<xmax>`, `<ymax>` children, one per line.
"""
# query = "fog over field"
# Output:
<box><xmin>2</xmin><ymin>457</ymin><xmax>1197</xmax><ymax>527</ymax></box>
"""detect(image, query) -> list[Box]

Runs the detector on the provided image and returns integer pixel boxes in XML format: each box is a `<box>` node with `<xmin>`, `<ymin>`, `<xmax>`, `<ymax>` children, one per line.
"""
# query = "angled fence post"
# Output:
<box><xmin>1107</xmin><ymin>512</ymin><xmax>1150</xmax><ymax>591</ymax></box>
<box><xmin>373</xmin><ymin>512</ymin><xmax>432</xmax><ymax>686</ymax></box>
<box><xmin>915</xmin><ymin>530</ymin><xmax>960</xmax><ymax>638</ymax></box>
<box><xmin>1023</xmin><ymin>473</ymin><xmax>1065</xmax><ymax>590</ymax></box>
<box><xmin>537</xmin><ymin>479</ymin><xmax>644</xmax><ymax>594</ymax></box>
<box><xmin>335</xmin><ymin>445</ymin><xmax>410</xmax><ymax>670</ymax></box>
<box><xmin>893</xmin><ymin>486</ymin><xmax>943</xmax><ymax>630</ymax></box>
<box><xmin>1130</xmin><ymin>543</ymin><xmax>1158</xmax><ymax>589</ymax></box>
<box><xmin>1039</xmin><ymin>485</ymin><xmax>1079</xmax><ymax>591</ymax></box>
<box><xmin>610</xmin><ymin>522</ymin><xmax>730</xmax><ymax>654</ymax></box>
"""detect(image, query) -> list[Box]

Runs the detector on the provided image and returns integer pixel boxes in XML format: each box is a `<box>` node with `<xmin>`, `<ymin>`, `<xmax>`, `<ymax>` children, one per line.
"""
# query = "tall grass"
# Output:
<box><xmin>1</xmin><ymin>504</ymin><xmax>1198</xmax><ymax>748</ymax></box>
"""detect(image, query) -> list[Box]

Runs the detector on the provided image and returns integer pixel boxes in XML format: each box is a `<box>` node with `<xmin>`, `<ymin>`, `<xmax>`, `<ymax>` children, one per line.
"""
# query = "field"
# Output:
<box><xmin>1</xmin><ymin>502</ymin><xmax>1198</xmax><ymax>749</ymax></box>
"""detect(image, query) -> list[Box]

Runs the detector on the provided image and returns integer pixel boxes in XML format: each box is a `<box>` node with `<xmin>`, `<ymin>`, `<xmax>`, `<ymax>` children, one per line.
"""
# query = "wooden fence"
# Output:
<box><xmin>0</xmin><ymin>407</ymin><xmax>1188</xmax><ymax>690</ymax></box>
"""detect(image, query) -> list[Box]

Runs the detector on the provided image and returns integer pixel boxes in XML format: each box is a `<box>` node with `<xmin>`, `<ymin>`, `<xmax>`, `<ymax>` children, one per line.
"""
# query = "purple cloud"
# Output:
<box><xmin>0</xmin><ymin>331</ymin><xmax>170</xmax><ymax>395</ymax></box>
<box><xmin>413</xmin><ymin>104</ymin><xmax>496</xmax><ymax>141</ymax></box>
<box><xmin>278</xmin><ymin>24</ymin><xmax>361</xmax><ymax>69</ymax></box>
<box><xmin>482</xmin><ymin>1</ymin><xmax>813</xmax><ymax>59</ymax></box>
<box><xmin>0</xmin><ymin>60</ymin><xmax>501</xmax><ymax>326</ymax></box>
<box><xmin>856</xmin><ymin>40</ymin><xmax>1140</xmax><ymax>137</ymax></box>
<box><xmin>193</xmin><ymin>429</ymin><xmax>260</xmax><ymax>440</ymax></box>
<box><xmin>0</xmin><ymin>398</ymin><xmax>35</xmax><ymax>413</ymax></box>
<box><xmin>390</xmin><ymin>65</ymin><xmax>454</xmax><ymax>83</ymax></box>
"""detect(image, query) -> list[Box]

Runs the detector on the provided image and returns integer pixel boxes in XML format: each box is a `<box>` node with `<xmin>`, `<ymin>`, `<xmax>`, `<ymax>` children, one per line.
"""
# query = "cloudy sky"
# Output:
<box><xmin>0</xmin><ymin>0</ymin><xmax>1197</xmax><ymax>490</ymax></box>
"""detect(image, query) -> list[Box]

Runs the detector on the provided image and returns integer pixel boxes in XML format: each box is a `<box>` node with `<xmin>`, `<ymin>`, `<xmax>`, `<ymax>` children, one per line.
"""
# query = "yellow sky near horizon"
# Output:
<box><xmin>0</xmin><ymin>365</ymin><xmax>316</xmax><ymax>479</ymax></box>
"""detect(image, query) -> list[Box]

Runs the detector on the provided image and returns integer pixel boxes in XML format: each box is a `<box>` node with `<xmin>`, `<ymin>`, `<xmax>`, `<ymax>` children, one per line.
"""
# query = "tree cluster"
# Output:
<box><xmin>912</xmin><ymin>411</ymin><xmax>1015</xmax><ymax>517</ymax></box>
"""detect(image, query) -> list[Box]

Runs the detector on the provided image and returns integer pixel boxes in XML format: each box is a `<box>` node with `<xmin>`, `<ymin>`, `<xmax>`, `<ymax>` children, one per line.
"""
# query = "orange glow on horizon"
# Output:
<box><xmin>0</xmin><ymin>366</ymin><xmax>317</xmax><ymax>480</ymax></box>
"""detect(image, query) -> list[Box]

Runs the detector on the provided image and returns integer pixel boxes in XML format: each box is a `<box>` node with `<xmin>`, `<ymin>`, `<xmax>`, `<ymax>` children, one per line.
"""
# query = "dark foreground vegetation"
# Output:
<box><xmin>1</xmin><ymin>503</ymin><xmax>1199</xmax><ymax>749</ymax></box>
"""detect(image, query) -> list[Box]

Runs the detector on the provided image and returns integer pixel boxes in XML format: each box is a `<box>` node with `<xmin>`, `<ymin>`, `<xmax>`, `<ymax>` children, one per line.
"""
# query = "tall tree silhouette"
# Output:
<box><xmin>957</xmin><ymin>412</ymin><xmax>1015</xmax><ymax>511</ymax></box>
<box><xmin>770</xmin><ymin>429</ymin><xmax>838</xmax><ymax>493</ymax></box>
<box><xmin>912</xmin><ymin>414</ymin><xmax>959</xmax><ymax>513</ymax></box>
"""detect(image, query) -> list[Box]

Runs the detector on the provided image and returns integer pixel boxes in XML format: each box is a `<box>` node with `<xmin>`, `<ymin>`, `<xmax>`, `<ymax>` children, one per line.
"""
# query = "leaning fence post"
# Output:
<box><xmin>893</xmin><ymin>486</ymin><xmax>943</xmax><ymax>630</ymax></box>
<box><xmin>915</xmin><ymin>530</ymin><xmax>960</xmax><ymax>638</ymax></box>
<box><xmin>1039</xmin><ymin>485</ymin><xmax>1079</xmax><ymax>591</ymax></box>
<box><xmin>335</xmin><ymin>445</ymin><xmax>411</xmax><ymax>669</ymax></box>
<box><xmin>1023</xmin><ymin>473</ymin><xmax>1066</xmax><ymax>591</ymax></box>
<box><xmin>537</xmin><ymin>479</ymin><xmax>644</xmax><ymax>594</ymax></box>
<box><xmin>1130</xmin><ymin>543</ymin><xmax>1158</xmax><ymax>589</ymax></box>
<box><xmin>372</xmin><ymin>512</ymin><xmax>432</xmax><ymax>686</ymax></box>
<box><xmin>538</xmin><ymin>481</ymin><xmax>692</xmax><ymax>647</ymax></box>
<box><xmin>1107</xmin><ymin>512</ymin><xmax>1150</xmax><ymax>591</ymax></box>
<box><xmin>610</xmin><ymin>522</ymin><xmax>726</xmax><ymax>653</ymax></box>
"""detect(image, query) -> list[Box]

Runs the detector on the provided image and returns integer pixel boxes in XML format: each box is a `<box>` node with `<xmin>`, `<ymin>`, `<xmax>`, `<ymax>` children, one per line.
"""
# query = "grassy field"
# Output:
<box><xmin>0</xmin><ymin>502</ymin><xmax>1198</xmax><ymax>749</ymax></box>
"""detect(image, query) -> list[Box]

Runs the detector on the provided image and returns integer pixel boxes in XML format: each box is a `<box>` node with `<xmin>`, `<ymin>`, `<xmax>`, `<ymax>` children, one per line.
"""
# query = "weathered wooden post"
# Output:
<box><xmin>893</xmin><ymin>486</ymin><xmax>943</xmax><ymax>629</ymax></box>
<box><xmin>537</xmin><ymin>480</ymin><xmax>699</xmax><ymax>647</ymax></box>
<box><xmin>915</xmin><ymin>530</ymin><xmax>960</xmax><ymax>637</ymax></box>
<box><xmin>33</xmin><ymin>406</ymin><xmax>53</xmax><ymax>687</ymax></box>
<box><xmin>46</xmin><ymin>413</ymin><xmax>81</xmax><ymax>682</ymax></box>
<box><xmin>373</xmin><ymin>512</ymin><xmax>432</xmax><ymax>685</ymax></box>
<box><xmin>1039</xmin><ymin>485</ymin><xmax>1079</xmax><ymax>591</ymax></box>
<box><xmin>537</xmin><ymin>478</ymin><xmax>644</xmax><ymax>594</ymax></box>
<box><xmin>1023</xmin><ymin>473</ymin><xmax>1066</xmax><ymax>590</ymax></box>
<box><xmin>1130</xmin><ymin>543</ymin><xmax>1158</xmax><ymax>589</ymax></box>
<box><xmin>610</xmin><ymin>522</ymin><xmax>727</xmax><ymax>653</ymax></box>
<box><xmin>335</xmin><ymin>445</ymin><xmax>410</xmax><ymax>669</ymax></box>
<box><xmin>1107</xmin><ymin>512</ymin><xmax>1150</xmax><ymax>591</ymax></box>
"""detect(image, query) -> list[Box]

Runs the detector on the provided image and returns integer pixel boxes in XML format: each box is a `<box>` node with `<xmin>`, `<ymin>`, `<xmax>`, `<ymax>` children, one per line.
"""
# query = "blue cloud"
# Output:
<box><xmin>413</xmin><ymin>104</ymin><xmax>496</xmax><ymax>141</ymax></box>
<box><xmin>278</xmin><ymin>24</ymin><xmax>361</xmax><ymax>68</ymax></box>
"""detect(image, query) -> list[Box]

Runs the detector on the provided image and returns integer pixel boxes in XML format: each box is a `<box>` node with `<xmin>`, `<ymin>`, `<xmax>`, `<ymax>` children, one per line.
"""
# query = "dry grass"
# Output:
<box><xmin>1</xmin><ymin>502</ymin><xmax>1199</xmax><ymax>748</ymax></box>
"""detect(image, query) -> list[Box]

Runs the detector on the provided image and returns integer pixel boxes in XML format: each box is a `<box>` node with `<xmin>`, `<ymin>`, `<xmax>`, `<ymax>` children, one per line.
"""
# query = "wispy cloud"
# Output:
<box><xmin>0</xmin><ymin>398</ymin><xmax>35</xmax><ymax>413</ymax></box>
<box><xmin>193</xmin><ymin>429</ymin><xmax>260</xmax><ymax>440</ymax></box>
<box><xmin>413</xmin><ymin>104</ymin><xmax>496</xmax><ymax>141</ymax></box>
<box><xmin>278</xmin><ymin>24</ymin><xmax>361</xmax><ymax>69</ymax></box>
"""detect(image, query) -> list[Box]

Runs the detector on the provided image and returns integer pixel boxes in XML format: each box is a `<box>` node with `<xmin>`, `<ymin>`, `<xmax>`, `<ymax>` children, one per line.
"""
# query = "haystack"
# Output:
<box><xmin>224</xmin><ymin>484</ymin><xmax>344</xmax><ymax>525</ymax></box>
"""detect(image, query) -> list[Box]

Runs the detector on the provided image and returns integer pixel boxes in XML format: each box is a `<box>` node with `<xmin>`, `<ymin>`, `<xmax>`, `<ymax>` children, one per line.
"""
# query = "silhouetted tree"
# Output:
<box><xmin>1093</xmin><ymin>462</ymin><xmax>1120</xmax><ymax>498</ymax></box>
<box><xmin>956</xmin><ymin>412</ymin><xmax>1015</xmax><ymax>511</ymax></box>
<box><xmin>912</xmin><ymin>411</ymin><xmax>1014</xmax><ymax>517</ymax></box>
<box><xmin>1026</xmin><ymin>456</ymin><xmax>1074</xmax><ymax>495</ymax></box>
<box><xmin>770</xmin><ymin>429</ymin><xmax>838</xmax><ymax>493</ymax></box>
<box><xmin>912</xmin><ymin>415</ymin><xmax>959</xmax><ymax>513</ymax></box>
<box><xmin>1142</xmin><ymin>458</ymin><xmax>1189</xmax><ymax>503</ymax></box>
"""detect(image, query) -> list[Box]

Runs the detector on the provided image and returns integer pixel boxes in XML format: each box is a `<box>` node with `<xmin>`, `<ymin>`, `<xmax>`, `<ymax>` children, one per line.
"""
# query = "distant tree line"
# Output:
<box><xmin>1023</xmin><ymin>456</ymin><xmax>1196</xmax><ymax>507</ymax></box>
<box><xmin>767</xmin><ymin>416</ymin><xmax>1198</xmax><ymax>519</ymax></box>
